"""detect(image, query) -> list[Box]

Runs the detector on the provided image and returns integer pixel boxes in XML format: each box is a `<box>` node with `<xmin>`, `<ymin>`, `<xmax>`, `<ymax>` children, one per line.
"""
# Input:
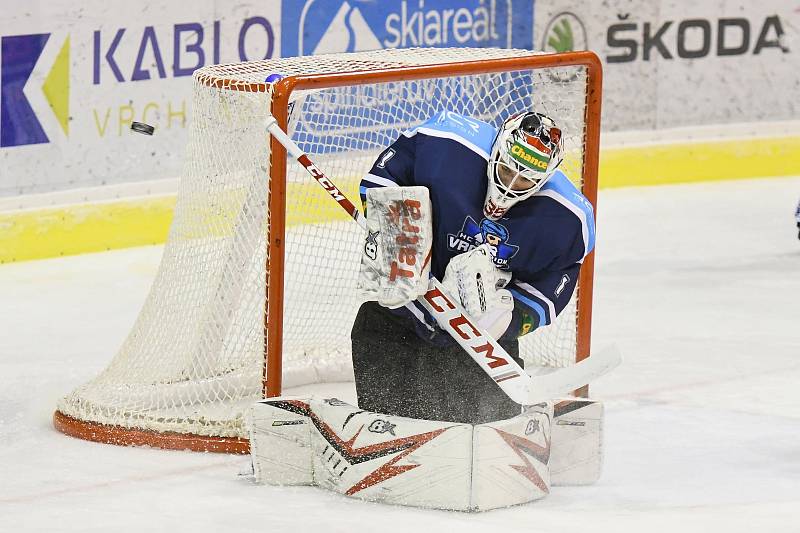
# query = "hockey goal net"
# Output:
<box><xmin>54</xmin><ymin>48</ymin><xmax>601</xmax><ymax>453</ymax></box>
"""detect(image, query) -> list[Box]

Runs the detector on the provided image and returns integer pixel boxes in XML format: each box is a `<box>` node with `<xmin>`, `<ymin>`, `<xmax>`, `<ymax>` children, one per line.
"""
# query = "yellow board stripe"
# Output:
<box><xmin>601</xmin><ymin>135</ymin><xmax>800</xmax><ymax>188</ymax></box>
<box><xmin>0</xmin><ymin>197</ymin><xmax>175</xmax><ymax>263</ymax></box>
<box><xmin>2</xmin><ymin>136</ymin><xmax>799</xmax><ymax>264</ymax></box>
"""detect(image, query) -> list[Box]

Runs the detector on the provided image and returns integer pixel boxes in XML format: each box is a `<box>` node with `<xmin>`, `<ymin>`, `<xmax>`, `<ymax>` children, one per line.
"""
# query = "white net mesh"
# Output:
<box><xmin>57</xmin><ymin>48</ymin><xmax>594</xmax><ymax>441</ymax></box>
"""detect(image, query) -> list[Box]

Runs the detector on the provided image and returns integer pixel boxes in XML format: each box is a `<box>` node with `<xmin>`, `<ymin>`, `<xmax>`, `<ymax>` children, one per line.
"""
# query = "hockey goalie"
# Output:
<box><xmin>249</xmin><ymin>110</ymin><xmax>605</xmax><ymax>511</ymax></box>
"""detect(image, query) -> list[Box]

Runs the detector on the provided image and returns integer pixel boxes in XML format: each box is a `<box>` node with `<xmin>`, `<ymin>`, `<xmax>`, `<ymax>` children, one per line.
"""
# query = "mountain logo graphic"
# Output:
<box><xmin>298</xmin><ymin>0</ymin><xmax>382</xmax><ymax>56</ymax></box>
<box><xmin>1</xmin><ymin>33</ymin><xmax>70</xmax><ymax>147</ymax></box>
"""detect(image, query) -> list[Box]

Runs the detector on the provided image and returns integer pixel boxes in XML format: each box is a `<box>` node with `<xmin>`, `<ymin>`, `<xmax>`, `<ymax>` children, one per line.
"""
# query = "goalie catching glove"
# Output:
<box><xmin>358</xmin><ymin>186</ymin><xmax>433</xmax><ymax>309</ymax></box>
<box><xmin>441</xmin><ymin>244</ymin><xmax>514</xmax><ymax>339</ymax></box>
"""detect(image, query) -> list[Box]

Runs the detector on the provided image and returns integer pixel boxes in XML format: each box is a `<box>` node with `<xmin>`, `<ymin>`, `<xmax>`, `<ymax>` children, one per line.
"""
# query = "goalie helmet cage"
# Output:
<box><xmin>53</xmin><ymin>48</ymin><xmax>602</xmax><ymax>454</ymax></box>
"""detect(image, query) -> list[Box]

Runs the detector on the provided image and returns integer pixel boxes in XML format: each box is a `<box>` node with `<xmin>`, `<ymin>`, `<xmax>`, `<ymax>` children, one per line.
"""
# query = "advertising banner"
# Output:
<box><xmin>278</xmin><ymin>1</ymin><xmax>530</xmax><ymax>156</ymax></box>
<box><xmin>533</xmin><ymin>0</ymin><xmax>798</xmax><ymax>131</ymax></box>
<box><xmin>0</xmin><ymin>1</ymin><xmax>281</xmax><ymax>197</ymax></box>
<box><xmin>280</xmin><ymin>0</ymin><xmax>530</xmax><ymax>56</ymax></box>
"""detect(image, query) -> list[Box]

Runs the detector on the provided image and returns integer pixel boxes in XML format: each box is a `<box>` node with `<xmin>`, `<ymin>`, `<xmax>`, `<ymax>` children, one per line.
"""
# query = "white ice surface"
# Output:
<box><xmin>1</xmin><ymin>177</ymin><xmax>799</xmax><ymax>532</ymax></box>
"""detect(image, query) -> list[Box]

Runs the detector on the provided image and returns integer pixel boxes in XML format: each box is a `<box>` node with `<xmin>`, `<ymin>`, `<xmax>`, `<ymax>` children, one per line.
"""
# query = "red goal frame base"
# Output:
<box><xmin>53</xmin><ymin>410</ymin><xmax>250</xmax><ymax>454</ymax></box>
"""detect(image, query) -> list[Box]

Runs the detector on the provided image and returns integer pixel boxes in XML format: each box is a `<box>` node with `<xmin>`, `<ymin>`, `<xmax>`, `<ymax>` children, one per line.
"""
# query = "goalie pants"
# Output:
<box><xmin>351</xmin><ymin>301</ymin><xmax>523</xmax><ymax>425</ymax></box>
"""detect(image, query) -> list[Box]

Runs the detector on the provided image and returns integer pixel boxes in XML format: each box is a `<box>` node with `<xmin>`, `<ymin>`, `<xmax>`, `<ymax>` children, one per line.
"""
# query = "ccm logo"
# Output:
<box><xmin>300</xmin><ymin>156</ymin><xmax>345</xmax><ymax>201</ymax></box>
<box><xmin>424</xmin><ymin>286</ymin><xmax>511</xmax><ymax>371</ymax></box>
<box><xmin>315</xmin><ymin>173</ymin><xmax>345</xmax><ymax>202</ymax></box>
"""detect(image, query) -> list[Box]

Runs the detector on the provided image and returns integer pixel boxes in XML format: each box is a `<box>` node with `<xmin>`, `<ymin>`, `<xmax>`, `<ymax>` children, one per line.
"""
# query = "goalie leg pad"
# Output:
<box><xmin>249</xmin><ymin>396</ymin><xmax>473</xmax><ymax>509</ymax></box>
<box><xmin>550</xmin><ymin>398</ymin><xmax>604</xmax><ymax>486</ymax></box>
<box><xmin>310</xmin><ymin>398</ymin><xmax>474</xmax><ymax>509</ymax></box>
<box><xmin>248</xmin><ymin>398</ymin><xmax>555</xmax><ymax>511</ymax></box>
<box><xmin>472</xmin><ymin>404</ymin><xmax>553</xmax><ymax>510</ymax></box>
<box><xmin>248</xmin><ymin>397</ymin><xmax>314</xmax><ymax>486</ymax></box>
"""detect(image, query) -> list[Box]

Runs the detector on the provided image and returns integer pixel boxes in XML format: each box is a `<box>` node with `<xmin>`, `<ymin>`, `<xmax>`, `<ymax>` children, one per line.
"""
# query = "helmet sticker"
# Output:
<box><xmin>523</xmin><ymin>133</ymin><xmax>553</xmax><ymax>155</ymax></box>
<box><xmin>509</xmin><ymin>141</ymin><xmax>550</xmax><ymax>172</ymax></box>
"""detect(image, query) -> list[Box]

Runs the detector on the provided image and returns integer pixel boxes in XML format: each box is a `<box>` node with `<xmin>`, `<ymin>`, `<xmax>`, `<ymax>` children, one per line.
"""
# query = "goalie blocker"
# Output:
<box><xmin>247</xmin><ymin>397</ymin><xmax>603</xmax><ymax>511</ymax></box>
<box><xmin>357</xmin><ymin>186</ymin><xmax>433</xmax><ymax>308</ymax></box>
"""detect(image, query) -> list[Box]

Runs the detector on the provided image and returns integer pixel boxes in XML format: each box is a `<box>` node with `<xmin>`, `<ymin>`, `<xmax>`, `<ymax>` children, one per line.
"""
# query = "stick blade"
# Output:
<box><xmin>526</xmin><ymin>344</ymin><xmax>622</xmax><ymax>405</ymax></box>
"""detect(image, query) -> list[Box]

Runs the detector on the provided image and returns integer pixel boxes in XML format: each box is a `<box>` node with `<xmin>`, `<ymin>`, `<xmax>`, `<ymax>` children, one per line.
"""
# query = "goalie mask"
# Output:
<box><xmin>484</xmin><ymin>112</ymin><xmax>564</xmax><ymax>220</ymax></box>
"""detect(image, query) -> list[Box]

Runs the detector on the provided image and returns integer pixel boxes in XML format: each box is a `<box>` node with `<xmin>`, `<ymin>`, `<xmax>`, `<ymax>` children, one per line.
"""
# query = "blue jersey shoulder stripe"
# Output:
<box><xmin>360</xmin><ymin>174</ymin><xmax>399</xmax><ymax>199</ymax></box>
<box><xmin>363</xmin><ymin>173</ymin><xmax>399</xmax><ymax>188</ymax></box>
<box><xmin>403</xmin><ymin>111</ymin><xmax>496</xmax><ymax>160</ymax></box>
<box><xmin>538</xmin><ymin>171</ymin><xmax>596</xmax><ymax>258</ymax></box>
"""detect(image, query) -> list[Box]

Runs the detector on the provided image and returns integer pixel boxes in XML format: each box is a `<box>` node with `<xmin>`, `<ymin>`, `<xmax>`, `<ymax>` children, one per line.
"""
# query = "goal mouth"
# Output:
<box><xmin>53</xmin><ymin>47</ymin><xmax>601</xmax><ymax>453</ymax></box>
<box><xmin>53</xmin><ymin>411</ymin><xmax>250</xmax><ymax>454</ymax></box>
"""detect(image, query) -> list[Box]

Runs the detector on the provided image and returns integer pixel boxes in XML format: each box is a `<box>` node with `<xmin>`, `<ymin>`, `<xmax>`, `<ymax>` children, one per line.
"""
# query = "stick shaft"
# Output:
<box><xmin>267</xmin><ymin>118</ymin><xmax>364</xmax><ymax>228</ymax></box>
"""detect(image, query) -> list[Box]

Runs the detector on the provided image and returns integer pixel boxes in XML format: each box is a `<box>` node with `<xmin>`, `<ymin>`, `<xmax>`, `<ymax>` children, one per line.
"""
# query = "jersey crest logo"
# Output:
<box><xmin>447</xmin><ymin>216</ymin><xmax>519</xmax><ymax>269</ymax></box>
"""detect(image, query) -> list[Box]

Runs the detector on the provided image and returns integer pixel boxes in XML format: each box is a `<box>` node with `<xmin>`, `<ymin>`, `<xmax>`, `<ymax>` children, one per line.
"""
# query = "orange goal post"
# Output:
<box><xmin>54</xmin><ymin>47</ymin><xmax>602</xmax><ymax>454</ymax></box>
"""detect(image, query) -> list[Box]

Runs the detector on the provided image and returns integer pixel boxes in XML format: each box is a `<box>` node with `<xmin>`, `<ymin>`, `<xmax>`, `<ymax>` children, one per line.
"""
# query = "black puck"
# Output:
<box><xmin>131</xmin><ymin>121</ymin><xmax>155</xmax><ymax>135</ymax></box>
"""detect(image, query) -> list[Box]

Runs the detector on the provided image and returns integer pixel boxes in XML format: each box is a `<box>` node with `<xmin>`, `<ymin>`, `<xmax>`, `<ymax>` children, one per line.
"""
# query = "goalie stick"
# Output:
<box><xmin>266</xmin><ymin>117</ymin><xmax>620</xmax><ymax>405</ymax></box>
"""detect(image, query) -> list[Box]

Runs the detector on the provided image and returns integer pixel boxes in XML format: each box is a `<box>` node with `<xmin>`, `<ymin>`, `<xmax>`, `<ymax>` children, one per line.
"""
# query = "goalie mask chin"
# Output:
<box><xmin>483</xmin><ymin>112</ymin><xmax>564</xmax><ymax>220</ymax></box>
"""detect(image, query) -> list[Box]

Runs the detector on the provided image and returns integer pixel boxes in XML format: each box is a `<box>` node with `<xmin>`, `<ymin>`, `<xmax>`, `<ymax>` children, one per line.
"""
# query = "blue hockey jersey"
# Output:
<box><xmin>359</xmin><ymin>110</ymin><xmax>595</xmax><ymax>339</ymax></box>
